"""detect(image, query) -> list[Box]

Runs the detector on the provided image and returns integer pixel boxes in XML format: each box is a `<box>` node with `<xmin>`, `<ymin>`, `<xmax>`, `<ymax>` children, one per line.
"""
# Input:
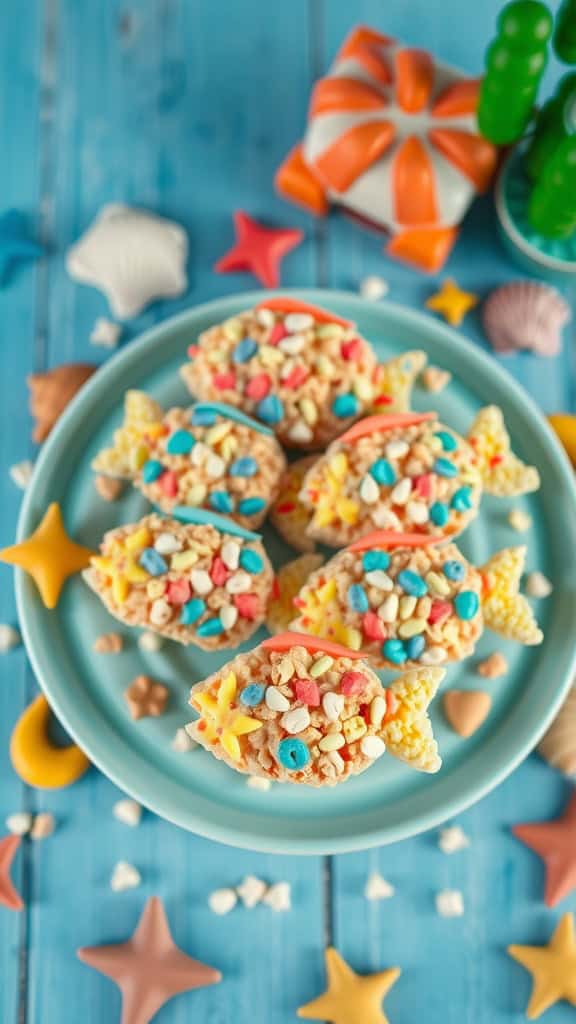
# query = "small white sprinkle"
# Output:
<box><xmin>438</xmin><ymin>825</ymin><xmax>470</xmax><ymax>854</ymax></box>
<box><xmin>285</xmin><ymin>312</ymin><xmax>314</xmax><ymax>332</ymax></box>
<box><xmin>364</xmin><ymin>871</ymin><xmax>395</xmax><ymax>901</ymax></box>
<box><xmin>220</xmin><ymin>604</ymin><xmax>238</xmax><ymax>630</ymax></box>
<box><xmin>209</xmin><ymin>888</ymin><xmax>237</xmax><ymax>915</ymax></box>
<box><xmin>360</xmin><ymin>275</ymin><xmax>389</xmax><ymax>301</ymax></box>
<box><xmin>406</xmin><ymin>500</ymin><xmax>429</xmax><ymax>525</ymax></box>
<box><xmin>6</xmin><ymin>812</ymin><xmax>33</xmax><ymax>836</ymax></box>
<box><xmin>191</xmin><ymin>441</ymin><xmax>210</xmax><ymax>467</ymax></box>
<box><xmin>279</xmin><ymin>333</ymin><xmax>306</xmax><ymax>355</ymax></box>
<box><xmin>206</xmin><ymin>454</ymin><xmax>225</xmax><ymax>479</ymax></box>
<box><xmin>9</xmin><ymin>460</ymin><xmax>34</xmax><ymax>490</ymax></box>
<box><xmin>435</xmin><ymin>889</ymin><xmax>465</xmax><ymax>918</ymax></box>
<box><xmin>288</xmin><ymin>421</ymin><xmax>313</xmax><ymax>444</ymax></box>
<box><xmin>525</xmin><ymin>571</ymin><xmax>553</xmax><ymax>598</ymax></box>
<box><xmin>90</xmin><ymin>317</ymin><xmax>121</xmax><ymax>348</ymax></box>
<box><xmin>372</xmin><ymin>505</ymin><xmax>401</xmax><ymax>530</ymax></box>
<box><xmin>247</xmin><ymin>775</ymin><xmax>272</xmax><ymax>792</ymax></box>
<box><xmin>236</xmin><ymin>875</ymin><xmax>267</xmax><ymax>909</ymax></box>
<box><xmin>225</xmin><ymin>571</ymin><xmax>252</xmax><ymax>594</ymax></box>
<box><xmin>0</xmin><ymin>624</ymin><xmax>21</xmax><ymax>653</ymax></box>
<box><xmin>265</xmin><ymin>685</ymin><xmax>290</xmax><ymax>712</ymax></box>
<box><xmin>113</xmin><ymin>799</ymin><xmax>142</xmax><ymax>827</ymax></box>
<box><xmin>365</xmin><ymin>569</ymin><xmax>393</xmax><ymax>591</ymax></box>
<box><xmin>386</xmin><ymin>440</ymin><xmax>409</xmax><ymax>460</ymax></box>
<box><xmin>422</xmin><ymin>366</ymin><xmax>452</xmax><ymax>393</ymax></box>
<box><xmin>172</xmin><ymin>727</ymin><xmax>197</xmax><ymax>753</ymax></box>
<box><xmin>322</xmin><ymin>691</ymin><xmax>345</xmax><ymax>722</ymax></box>
<box><xmin>154</xmin><ymin>532</ymin><xmax>183</xmax><ymax>555</ymax></box>
<box><xmin>360</xmin><ymin>735</ymin><xmax>386</xmax><ymax>760</ymax></box>
<box><xmin>221</xmin><ymin>540</ymin><xmax>240</xmax><ymax>571</ymax></box>
<box><xmin>30</xmin><ymin>812</ymin><xmax>55</xmax><ymax>841</ymax></box>
<box><xmin>420</xmin><ymin>646</ymin><xmax>447</xmax><ymax>665</ymax></box>
<box><xmin>378</xmin><ymin>593</ymin><xmax>399</xmax><ymax>622</ymax></box>
<box><xmin>390</xmin><ymin>477</ymin><xmax>412</xmax><ymax>505</ymax></box>
<box><xmin>508</xmin><ymin>508</ymin><xmax>532</xmax><ymax>533</ymax></box>
<box><xmin>190</xmin><ymin>569</ymin><xmax>213</xmax><ymax>596</ymax></box>
<box><xmin>359</xmin><ymin>475</ymin><xmax>380</xmax><ymax>504</ymax></box>
<box><xmin>149</xmin><ymin>597</ymin><xmax>172</xmax><ymax>626</ymax></box>
<box><xmin>280</xmin><ymin>706</ymin><xmax>310</xmax><ymax>735</ymax></box>
<box><xmin>256</xmin><ymin>307</ymin><xmax>275</xmax><ymax>328</ymax></box>
<box><xmin>138</xmin><ymin>631</ymin><xmax>163</xmax><ymax>653</ymax></box>
<box><xmin>263</xmin><ymin>881</ymin><xmax>291</xmax><ymax>912</ymax></box>
<box><xmin>110</xmin><ymin>860</ymin><xmax>142</xmax><ymax>892</ymax></box>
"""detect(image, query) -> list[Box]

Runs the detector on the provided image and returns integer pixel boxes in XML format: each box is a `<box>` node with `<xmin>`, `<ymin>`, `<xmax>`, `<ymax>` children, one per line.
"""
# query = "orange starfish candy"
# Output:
<box><xmin>512</xmin><ymin>790</ymin><xmax>576</xmax><ymax>907</ymax></box>
<box><xmin>0</xmin><ymin>835</ymin><xmax>23</xmax><ymax>912</ymax></box>
<box><xmin>215</xmin><ymin>210</ymin><xmax>303</xmax><ymax>288</ymax></box>
<box><xmin>0</xmin><ymin>502</ymin><xmax>95</xmax><ymax>609</ymax></box>
<box><xmin>425</xmin><ymin>279</ymin><xmax>479</xmax><ymax>327</ymax></box>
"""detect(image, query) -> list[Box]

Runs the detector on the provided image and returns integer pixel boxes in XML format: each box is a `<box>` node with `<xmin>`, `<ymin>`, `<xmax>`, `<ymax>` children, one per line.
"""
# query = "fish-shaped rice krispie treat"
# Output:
<box><xmin>290</xmin><ymin>532</ymin><xmax>543</xmax><ymax>670</ymax></box>
<box><xmin>297</xmin><ymin>407</ymin><xmax>540</xmax><ymax>548</ymax></box>
<box><xmin>181</xmin><ymin>296</ymin><xmax>425</xmax><ymax>450</ymax></box>
<box><xmin>83</xmin><ymin>510</ymin><xmax>273</xmax><ymax>650</ymax></box>
<box><xmin>187</xmin><ymin>632</ymin><xmax>443</xmax><ymax>785</ymax></box>
<box><xmin>92</xmin><ymin>392</ymin><xmax>286</xmax><ymax>530</ymax></box>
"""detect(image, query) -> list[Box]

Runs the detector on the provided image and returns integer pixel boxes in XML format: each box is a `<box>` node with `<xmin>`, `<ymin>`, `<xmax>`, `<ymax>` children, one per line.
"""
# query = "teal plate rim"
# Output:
<box><xmin>14</xmin><ymin>288</ymin><xmax>576</xmax><ymax>855</ymax></box>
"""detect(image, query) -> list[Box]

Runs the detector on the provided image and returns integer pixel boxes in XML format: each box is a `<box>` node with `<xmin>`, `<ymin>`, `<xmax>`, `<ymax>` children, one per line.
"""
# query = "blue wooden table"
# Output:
<box><xmin>1</xmin><ymin>1</ymin><xmax>575</xmax><ymax>1021</ymax></box>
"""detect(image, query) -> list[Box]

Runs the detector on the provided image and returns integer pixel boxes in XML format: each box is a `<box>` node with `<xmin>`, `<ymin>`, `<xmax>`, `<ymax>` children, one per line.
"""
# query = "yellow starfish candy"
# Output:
<box><xmin>425</xmin><ymin>279</ymin><xmax>479</xmax><ymax>327</ymax></box>
<box><xmin>194</xmin><ymin>671</ymin><xmax>262</xmax><ymax>761</ymax></box>
<box><xmin>508</xmin><ymin>913</ymin><xmax>576</xmax><ymax>1019</ymax></box>
<box><xmin>90</xmin><ymin>527</ymin><xmax>152</xmax><ymax>604</ymax></box>
<box><xmin>0</xmin><ymin>502</ymin><xmax>95</xmax><ymax>609</ymax></box>
<box><xmin>298</xmin><ymin>947</ymin><xmax>401</xmax><ymax>1024</ymax></box>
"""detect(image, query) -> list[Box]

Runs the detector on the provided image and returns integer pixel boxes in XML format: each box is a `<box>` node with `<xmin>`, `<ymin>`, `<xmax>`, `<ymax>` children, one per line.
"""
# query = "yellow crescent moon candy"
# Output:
<box><xmin>10</xmin><ymin>694</ymin><xmax>90</xmax><ymax>789</ymax></box>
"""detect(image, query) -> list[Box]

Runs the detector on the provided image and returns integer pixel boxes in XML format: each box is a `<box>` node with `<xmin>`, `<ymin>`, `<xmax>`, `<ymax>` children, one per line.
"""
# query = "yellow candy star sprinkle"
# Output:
<box><xmin>371</xmin><ymin>350</ymin><xmax>427</xmax><ymax>413</ymax></box>
<box><xmin>481</xmin><ymin>546</ymin><xmax>543</xmax><ymax>646</ymax></box>
<box><xmin>298</xmin><ymin>947</ymin><xmax>401</xmax><ymax>1024</ymax></box>
<box><xmin>92</xmin><ymin>390</ymin><xmax>164</xmax><ymax>479</ymax></box>
<box><xmin>265</xmin><ymin>553</ymin><xmax>324</xmax><ymax>634</ymax></box>
<box><xmin>0</xmin><ymin>502</ymin><xmax>94</xmax><ymax>610</ymax></box>
<box><xmin>425</xmin><ymin>279</ymin><xmax>478</xmax><ymax>327</ymax></box>
<box><xmin>193</xmin><ymin>671</ymin><xmax>262</xmax><ymax>762</ymax></box>
<box><xmin>90</xmin><ymin>527</ymin><xmax>152</xmax><ymax>604</ymax></box>
<box><xmin>508</xmin><ymin>913</ymin><xmax>576</xmax><ymax>1019</ymax></box>
<box><xmin>381</xmin><ymin>668</ymin><xmax>444</xmax><ymax>773</ymax></box>
<box><xmin>467</xmin><ymin>405</ymin><xmax>540</xmax><ymax>496</ymax></box>
<box><xmin>305</xmin><ymin>453</ymin><xmax>360</xmax><ymax>531</ymax></box>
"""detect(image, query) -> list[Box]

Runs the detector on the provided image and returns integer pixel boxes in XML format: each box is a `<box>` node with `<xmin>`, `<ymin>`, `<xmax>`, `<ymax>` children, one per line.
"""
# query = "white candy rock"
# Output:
<box><xmin>208</xmin><ymin>888</ymin><xmax>238</xmax><ymax>915</ymax></box>
<box><xmin>435</xmin><ymin>889</ymin><xmax>465</xmax><ymax>917</ymax></box>
<box><xmin>364</xmin><ymin>871</ymin><xmax>395</xmax><ymax>901</ymax></box>
<box><xmin>67</xmin><ymin>204</ymin><xmax>188</xmax><ymax>320</ymax></box>
<box><xmin>360</xmin><ymin>275</ymin><xmax>389</xmax><ymax>301</ymax></box>
<box><xmin>263</xmin><ymin>881</ymin><xmax>291</xmax><ymax>912</ymax></box>
<box><xmin>30</xmin><ymin>813</ymin><xmax>56</xmax><ymax>841</ymax></box>
<box><xmin>0</xmin><ymin>624</ymin><xmax>21</xmax><ymax>653</ymax></box>
<box><xmin>138</xmin><ymin>631</ymin><xmax>163</xmax><ymax>653</ymax></box>
<box><xmin>90</xmin><ymin>317</ymin><xmax>121</xmax><ymax>348</ymax></box>
<box><xmin>236</xmin><ymin>875</ymin><xmax>267</xmax><ymax>909</ymax></box>
<box><xmin>525</xmin><ymin>571</ymin><xmax>553</xmax><ymax>598</ymax></box>
<box><xmin>246</xmin><ymin>775</ymin><xmax>272</xmax><ymax>792</ymax></box>
<box><xmin>438</xmin><ymin>825</ymin><xmax>470</xmax><ymax>854</ymax></box>
<box><xmin>171</xmin><ymin>727</ymin><xmax>197</xmax><ymax>753</ymax></box>
<box><xmin>113</xmin><ymin>798</ymin><xmax>142</xmax><ymax>828</ymax></box>
<box><xmin>6</xmin><ymin>812</ymin><xmax>33</xmax><ymax>836</ymax></box>
<box><xmin>110</xmin><ymin>860</ymin><xmax>142</xmax><ymax>892</ymax></box>
<box><xmin>9</xmin><ymin>460</ymin><xmax>34</xmax><ymax>490</ymax></box>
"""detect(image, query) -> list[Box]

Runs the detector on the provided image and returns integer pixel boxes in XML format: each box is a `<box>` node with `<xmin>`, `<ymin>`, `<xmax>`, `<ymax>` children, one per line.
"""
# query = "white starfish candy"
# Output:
<box><xmin>67</xmin><ymin>204</ymin><xmax>188</xmax><ymax>319</ymax></box>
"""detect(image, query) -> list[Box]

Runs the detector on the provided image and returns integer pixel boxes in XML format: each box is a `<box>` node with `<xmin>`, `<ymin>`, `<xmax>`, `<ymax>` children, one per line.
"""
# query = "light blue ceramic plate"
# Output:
<box><xmin>16</xmin><ymin>290</ymin><xmax>576</xmax><ymax>854</ymax></box>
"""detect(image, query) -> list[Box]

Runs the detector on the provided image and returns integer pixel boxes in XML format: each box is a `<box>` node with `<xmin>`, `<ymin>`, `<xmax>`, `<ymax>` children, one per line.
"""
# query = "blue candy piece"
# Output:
<box><xmin>332</xmin><ymin>393</ymin><xmax>359</xmax><ymax>418</ymax></box>
<box><xmin>171</xmin><ymin>506</ymin><xmax>262</xmax><ymax>542</ymax></box>
<box><xmin>210</xmin><ymin>491</ymin><xmax>234</xmax><ymax>514</ymax></box>
<box><xmin>139</xmin><ymin>548</ymin><xmax>168</xmax><ymax>576</ymax></box>
<box><xmin>434</xmin><ymin>430</ymin><xmax>458</xmax><ymax>453</ymax></box>
<box><xmin>443</xmin><ymin>560</ymin><xmax>465</xmax><ymax>582</ymax></box>
<box><xmin>430</xmin><ymin>502</ymin><xmax>449</xmax><ymax>527</ymax></box>
<box><xmin>180</xmin><ymin>598</ymin><xmax>206</xmax><ymax>625</ymax></box>
<box><xmin>397</xmin><ymin>569</ymin><xmax>428</xmax><ymax>597</ymax></box>
<box><xmin>347</xmin><ymin>583</ymin><xmax>369</xmax><ymax>613</ymax></box>
<box><xmin>238</xmin><ymin>496</ymin><xmax>266</xmax><ymax>517</ymax></box>
<box><xmin>240</xmin><ymin>548</ymin><xmax>264</xmax><ymax>574</ymax></box>
<box><xmin>450</xmin><ymin>486</ymin><xmax>473</xmax><ymax>512</ymax></box>
<box><xmin>166</xmin><ymin>429</ymin><xmax>195</xmax><ymax>455</ymax></box>
<box><xmin>240</xmin><ymin>683</ymin><xmax>265</xmax><ymax>707</ymax></box>
<box><xmin>382</xmin><ymin>639</ymin><xmax>407</xmax><ymax>665</ymax></box>
<box><xmin>191</xmin><ymin>407</ymin><xmax>217</xmax><ymax>427</ymax></box>
<box><xmin>197</xmin><ymin>616</ymin><xmax>225</xmax><ymax>637</ymax></box>
<box><xmin>362</xmin><ymin>550</ymin><xmax>390</xmax><ymax>573</ymax></box>
<box><xmin>142</xmin><ymin>459</ymin><xmax>164</xmax><ymax>483</ymax></box>
<box><xmin>257</xmin><ymin>394</ymin><xmax>284</xmax><ymax>425</ymax></box>
<box><xmin>434</xmin><ymin>457</ymin><xmax>458</xmax><ymax>478</ymax></box>
<box><xmin>229</xmin><ymin>456</ymin><xmax>258</xmax><ymax>478</ymax></box>
<box><xmin>233</xmin><ymin>337</ymin><xmax>258</xmax><ymax>364</ymax></box>
<box><xmin>370</xmin><ymin>459</ymin><xmax>396</xmax><ymax>486</ymax></box>
<box><xmin>192</xmin><ymin>402</ymin><xmax>273</xmax><ymax>437</ymax></box>
<box><xmin>405</xmin><ymin>635</ymin><xmax>426</xmax><ymax>660</ymax></box>
<box><xmin>454</xmin><ymin>590</ymin><xmax>479</xmax><ymax>621</ymax></box>
<box><xmin>278</xmin><ymin>737</ymin><xmax>310</xmax><ymax>771</ymax></box>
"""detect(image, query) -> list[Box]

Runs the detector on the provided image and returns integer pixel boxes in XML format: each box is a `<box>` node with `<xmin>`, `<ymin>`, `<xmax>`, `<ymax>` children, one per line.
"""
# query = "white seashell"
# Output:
<box><xmin>67</xmin><ymin>204</ymin><xmax>188</xmax><ymax>320</ymax></box>
<box><xmin>483</xmin><ymin>280</ymin><xmax>571</xmax><ymax>357</ymax></box>
<box><xmin>538</xmin><ymin>686</ymin><xmax>576</xmax><ymax>776</ymax></box>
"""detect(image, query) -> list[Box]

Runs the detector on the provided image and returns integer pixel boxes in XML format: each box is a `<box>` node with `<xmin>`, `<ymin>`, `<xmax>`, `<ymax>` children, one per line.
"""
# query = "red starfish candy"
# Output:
<box><xmin>215</xmin><ymin>210</ymin><xmax>303</xmax><ymax>288</ymax></box>
<box><xmin>78</xmin><ymin>896</ymin><xmax>221</xmax><ymax>1024</ymax></box>
<box><xmin>0</xmin><ymin>835</ymin><xmax>23</xmax><ymax>912</ymax></box>
<box><xmin>513</xmin><ymin>790</ymin><xmax>576</xmax><ymax>907</ymax></box>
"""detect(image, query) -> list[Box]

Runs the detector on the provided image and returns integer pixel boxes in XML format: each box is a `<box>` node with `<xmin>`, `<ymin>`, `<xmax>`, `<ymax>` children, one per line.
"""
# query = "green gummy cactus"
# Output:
<box><xmin>478</xmin><ymin>0</ymin><xmax>554</xmax><ymax>145</ymax></box>
<box><xmin>526</xmin><ymin>72</ymin><xmax>576</xmax><ymax>179</ymax></box>
<box><xmin>528</xmin><ymin>134</ymin><xmax>576</xmax><ymax>237</ymax></box>
<box><xmin>554</xmin><ymin>0</ymin><xmax>576</xmax><ymax>64</ymax></box>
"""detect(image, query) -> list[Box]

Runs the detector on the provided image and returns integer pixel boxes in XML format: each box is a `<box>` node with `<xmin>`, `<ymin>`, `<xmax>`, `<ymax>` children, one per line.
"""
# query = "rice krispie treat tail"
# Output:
<box><xmin>180</xmin><ymin>297</ymin><xmax>379</xmax><ymax>450</ymax></box>
<box><xmin>370</xmin><ymin>350</ymin><xmax>427</xmax><ymax>413</ymax></box>
<box><xmin>467</xmin><ymin>405</ymin><xmax>540</xmax><ymax>496</ymax></box>
<box><xmin>290</xmin><ymin>531</ymin><xmax>543</xmax><ymax>670</ymax></box>
<box><xmin>92</xmin><ymin>392</ymin><xmax>286</xmax><ymax>530</ymax></box>
<box><xmin>300</xmin><ymin>412</ymin><xmax>483</xmax><ymax>547</ymax></box>
<box><xmin>187</xmin><ymin>632</ymin><xmax>443</xmax><ymax>785</ymax></box>
<box><xmin>270</xmin><ymin>455</ymin><xmax>318</xmax><ymax>552</ymax></box>
<box><xmin>266</xmin><ymin>553</ymin><xmax>324</xmax><ymax>634</ymax></box>
<box><xmin>83</xmin><ymin>510</ymin><xmax>273</xmax><ymax>650</ymax></box>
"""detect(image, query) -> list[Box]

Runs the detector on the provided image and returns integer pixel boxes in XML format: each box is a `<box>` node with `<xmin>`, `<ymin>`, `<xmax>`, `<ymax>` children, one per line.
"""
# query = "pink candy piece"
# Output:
<box><xmin>245</xmin><ymin>373</ymin><xmax>271</xmax><ymax>400</ymax></box>
<box><xmin>294</xmin><ymin>678</ymin><xmax>321</xmax><ymax>706</ymax></box>
<box><xmin>166</xmin><ymin>578</ymin><xmax>191</xmax><ymax>605</ymax></box>
<box><xmin>414</xmin><ymin>473</ymin><xmax>432</xmax><ymax>499</ymax></box>
<box><xmin>362</xmin><ymin>610</ymin><xmax>387</xmax><ymax>642</ymax></box>
<box><xmin>187</xmin><ymin>344</ymin><xmax>199</xmax><ymax>358</ymax></box>
<box><xmin>160</xmin><ymin>470</ymin><xmax>178</xmax><ymax>498</ymax></box>
<box><xmin>340</xmin><ymin>338</ymin><xmax>363</xmax><ymax>361</ymax></box>
<box><xmin>213</xmin><ymin>371</ymin><xmax>236</xmax><ymax>390</ymax></box>
<box><xmin>340</xmin><ymin>670</ymin><xmax>368</xmax><ymax>696</ymax></box>
<box><xmin>210</xmin><ymin>556</ymin><xmax>229</xmax><ymax>586</ymax></box>
<box><xmin>428</xmin><ymin>600</ymin><xmax>452</xmax><ymax>625</ymax></box>
<box><xmin>268</xmin><ymin>322</ymin><xmax>289</xmax><ymax>346</ymax></box>
<box><xmin>234</xmin><ymin>593</ymin><xmax>259</xmax><ymax>619</ymax></box>
<box><xmin>283</xmin><ymin>365</ymin><xmax>309</xmax><ymax>389</ymax></box>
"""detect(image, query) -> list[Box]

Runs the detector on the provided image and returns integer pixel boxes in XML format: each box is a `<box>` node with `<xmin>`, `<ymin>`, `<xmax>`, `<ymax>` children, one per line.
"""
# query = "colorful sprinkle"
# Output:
<box><xmin>233</xmin><ymin>593</ymin><xmax>259</xmax><ymax>619</ymax></box>
<box><xmin>166</xmin><ymin>578</ymin><xmax>191</xmax><ymax>605</ymax></box>
<box><xmin>210</xmin><ymin>556</ymin><xmax>229</xmax><ymax>586</ymax></box>
<box><xmin>405</xmin><ymin>635</ymin><xmax>426</xmax><ymax>659</ymax></box>
<box><xmin>340</xmin><ymin>671</ymin><xmax>367</xmax><ymax>696</ymax></box>
<box><xmin>370</xmin><ymin>459</ymin><xmax>396</xmax><ymax>486</ymax></box>
<box><xmin>210</xmin><ymin>491</ymin><xmax>234</xmax><ymax>515</ymax></box>
<box><xmin>383</xmin><ymin>639</ymin><xmax>407</xmax><ymax>664</ymax></box>
<box><xmin>240</xmin><ymin>683</ymin><xmax>265</xmax><ymax>707</ymax></box>
<box><xmin>239</xmin><ymin>549</ymin><xmax>264</xmax><ymax>574</ymax></box>
<box><xmin>197</xmin><ymin>617</ymin><xmax>225</xmax><ymax>637</ymax></box>
<box><xmin>245</xmin><ymin>374</ymin><xmax>271</xmax><ymax>401</ymax></box>
<box><xmin>213</xmin><ymin>372</ymin><xmax>237</xmax><ymax>391</ymax></box>
<box><xmin>257</xmin><ymin>395</ymin><xmax>284</xmax><ymax>424</ymax></box>
<box><xmin>430</xmin><ymin>502</ymin><xmax>449</xmax><ymax>526</ymax></box>
<box><xmin>278</xmin><ymin>737</ymin><xmax>310</xmax><ymax>771</ymax></box>
<box><xmin>166</xmin><ymin>430</ymin><xmax>195</xmax><ymax>455</ymax></box>
<box><xmin>347</xmin><ymin>583</ymin><xmax>369</xmax><ymax>613</ymax></box>
<box><xmin>180</xmin><ymin>598</ymin><xmax>206</xmax><ymax>625</ymax></box>
<box><xmin>362</xmin><ymin>550</ymin><xmax>390</xmax><ymax>573</ymax></box>
<box><xmin>397</xmin><ymin>570</ymin><xmax>428</xmax><ymax>597</ymax></box>
<box><xmin>434</xmin><ymin>457</ymin><xmax>458</xmax><ymax>478</ymax></box>
<box><xmin>443</xmin><ymin>560</ymin><xmax>465</xmax><ymax>582</ymax></box>
<box><xmin>142</xmin><ymin>459</ymin><xmax>164</xmax><ymax>483</ymax></box>
<box><xmin>341</xmin><ymin>337</ymin><xmax>363</xmax><ymax>361</ymax></box>
<box><xmin>232</xmin><ymin>337</ymin><xmax>258</xmax><ymax>363</ymax></box>
<box><xmin>160</xmin><ymin>470</ymin><xmax>178</xmax><ymax>498</ymax></box>
<box><xmin>191</xmin><ymin>407</ymin><xmax>217</xmax><ymax>426</ymax></box>
<box><xmin>454</xmin><ymin>591</ymin><xmax>479</xmax><ymax>620</ymax></box>
<box><xmin>332</xmin><ymin>393</ymin><xmax>359</xmax><ymax>418</ymax></box>
<box><xmin>434</xmin><ymin>431</ymin><xmax>458</xmax><ymax>453</ymax></box>
<box><xmin>238</xmin><ymin>496</ymin><xmax>266</xmax><ymax>517</ymax></box>
<box><xmin>294</xmin><ymin>678</ymin><xmax>320</xmax><ymax>706</ymax></box>
<box><xmin>451</xmin><ymin>487</ymin><xmax>473</xmax><ymax>511</ymax></box>
<box><xmin>229</xmin><ymin>457</ymin><xmax>258</xmax><ymax>478</ymax></box>
<box><xmin>139</xmin><ymin>548</ymin><xmax>168</xmax><ymax>576</ymax></box>
<box><xmin>362</xmin><ymin>610</ymin><xmax>387</xmax><ymax>642</ymax></box>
